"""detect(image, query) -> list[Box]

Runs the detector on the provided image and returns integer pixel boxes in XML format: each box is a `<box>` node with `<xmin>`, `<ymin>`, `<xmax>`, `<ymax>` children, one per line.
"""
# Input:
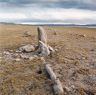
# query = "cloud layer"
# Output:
<box><xmin>0</xmin><ymin>0</ymin><xmax>96</xmax><ymax>10</ymax></box>
<box><xmin>0</xmin><ymin>0</ymin><xmax>96</xmax><ymax>24</ymax></box>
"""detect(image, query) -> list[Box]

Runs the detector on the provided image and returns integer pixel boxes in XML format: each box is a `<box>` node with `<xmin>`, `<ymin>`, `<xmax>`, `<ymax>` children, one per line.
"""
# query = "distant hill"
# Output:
<box><xmin>0</xmin><ymin>22</ymin><xmax>96</xmax><ymax>28</ymax></box>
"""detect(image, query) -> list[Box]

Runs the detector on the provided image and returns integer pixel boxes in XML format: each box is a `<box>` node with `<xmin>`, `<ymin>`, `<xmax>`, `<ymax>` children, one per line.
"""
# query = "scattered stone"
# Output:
<box><xmin>29</xmin><ymin>56</ymin><xmax>34</xmax><ymax>61</ymax></box>
<box><xmin>12</xmin><ymin>53</ymin><xmax>19</xmax><ymax>58</ymax></box>
<box><xmin>15</xmin><ymin>58</ymin><xmax>21</xmax><ymax>62</ymax></box>
<box><xmin>79</xmin><ymin>34</ymin><xmax>86</xmax><ymax>37</ymax></box>
<box><xmin>64</xmin><ymin>86</ymin><xmax>71</xmax><ymax>92</ymax></box>
<box><xmin>9</xmin><ymin>50</ymin><xmax>13</xmax><ymax>52</ymax></box>
<box><xmin>33</xmin><ymin>55</ymin><xmax>38</xmax><ymax>58</ymax></box>
<box><xmin>20</xmin><ymin>54</ymin><xmax>29</xmax><ymax>59</ymax></box>
<box><xmin>24</xmin><ymin>31</ymin><xmax>32</xmax><ymax>37</ymax></box>
<box><xmin>48</xmin><ymin>46</ymin><xmax>55</xmax><ymax>53</ymax></box>
<box><xmin>55</xmin><ymin>49</ymin><xmax>58</xmax><ymax>52</ymax></box>
<box><xmin>3</xmin><ymin>51</ymin><xmax>10</xmax><ymax>55</ymax></box>
<box><xmin>16</xmin><ymin>50</ymin><xmax>22</xmax><ymax>53</ymax></box>
<box><xmin>19</xmin><ymin>44</ymin><xmax>35</xmax><ymax>53</ymax></box>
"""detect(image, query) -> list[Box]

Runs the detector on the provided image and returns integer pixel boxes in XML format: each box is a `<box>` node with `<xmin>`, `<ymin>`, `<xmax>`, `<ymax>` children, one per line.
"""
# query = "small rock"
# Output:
<box><xmin>9</xmin><ymin>50</ymin><xmax>13</xmax><ymax>52</ymax></box>
<box><xmin>29</xmin><ymin>56</ymin><xmax>34</xmax><ymax>60</ymax></box>
<box><xmin>3</xmin><ymin>51</ymin><xmax>10</xmax><ymax>55</ymax></box>
<box><xmin>20</xmin><ymin>54</ymin><xmax>29</xmax><ymax>59</ymax></box>
<box><xmin>79</xmin><ymin>34</ymin><xmax>86</xmax><ymax>37</ymax></box>
<box><xmin>24</xmin><ymin>31</ymin><xmax>32</xmax><ymax>37</ymax></box>
<box><xmin>64</xmin><ymin>86</ymin><xmax>71</xmax><ymax>92</ymax></box>
<box><xmin>16</xmin><ymin>50</ymin><xmax>22</xmax><ymax>53</ymax></box>
<box><xmin>40</xmin><ymin>57</ymin><xmax>45</xmax><ymax>63</ymax></box>
<box><xmin>48</xmin><ymin>46</ymin><xmax>55</xmax><ymax>53</ymax></box>
<box><xmin>19</xmin><ymin>44</ymin><xmax>35</xmax><ymax>53</ymax></box>
<box><xmin>15</xmin><ymin>58</ymin><xmax>21</xmax><ymax>62</ymax></box>
<box><xmin>13</xmin><ymin>53</ymin><xmax>19</xmax><ymax>58</ymax></box>
<box><xmin>55</xmin><ymin>49</ymin><xmax>58</xmax><ymax>51</ymax></box>
<box><xmin>33</xmin><ymin>55</ymin><xmax>38</xmax><ymax>58</ymax></box>
<box><xmin>82</xmin><ymin>57</ymin><xmax>86</xmax><ymax>60</ymax></box>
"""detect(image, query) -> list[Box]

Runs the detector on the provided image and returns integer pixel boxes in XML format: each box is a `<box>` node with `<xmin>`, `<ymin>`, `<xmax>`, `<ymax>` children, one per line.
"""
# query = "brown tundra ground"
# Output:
<box><xmin>0</xmin><ymin>24</ymin><xmax>96</xmax><ymax>95</ymax></box>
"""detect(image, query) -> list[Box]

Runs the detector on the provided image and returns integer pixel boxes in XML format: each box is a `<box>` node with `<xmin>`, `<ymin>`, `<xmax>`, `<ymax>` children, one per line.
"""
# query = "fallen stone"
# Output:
<box><xmin>53</xmin><ymin>79</ymin><xmax>64</xmax><ymax>95</ymax></box>
<box><xmin>19</xmin><ymin>44</ymin><xmax>35</xmax><ymax>53</ymax></box>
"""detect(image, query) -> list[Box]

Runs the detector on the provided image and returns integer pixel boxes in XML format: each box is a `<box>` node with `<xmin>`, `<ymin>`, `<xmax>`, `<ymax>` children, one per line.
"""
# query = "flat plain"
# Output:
<box><xmin>0</xmin><ymin>24</ymin><xmax>96</xmax><ymax>95</ymax></box>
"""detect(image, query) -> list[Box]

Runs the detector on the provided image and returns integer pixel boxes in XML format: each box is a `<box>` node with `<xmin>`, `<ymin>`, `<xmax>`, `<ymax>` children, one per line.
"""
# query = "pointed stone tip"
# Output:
<box><xmin>37</xmin><ymin>26</ymin><xmax>44</xmax><ymax>32</ymax></box>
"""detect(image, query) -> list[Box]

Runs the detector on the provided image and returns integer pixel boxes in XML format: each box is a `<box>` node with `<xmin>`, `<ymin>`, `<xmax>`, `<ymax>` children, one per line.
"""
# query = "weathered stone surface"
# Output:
<box><xmin>3</xmin><ymin>51</ymin><xmax>10</xmax><ymax>55</ymax></box>
<box><xmin>20</xmin><ymin>54</ymin><xmax>30</xmax><ymax>59</ymax></box>
<box><xmin>39</xmin><ymin>41</ymin><xmax>50</xmax><ymax>56</ymax></box>
<box><xmin>19</xmin><ymin>44</ymin><xmax>35</xmax><ymax>52</ymax></box>
<box><xmin>53</xmin><ymin>79</ymin><xmax>64</xmax><ymax>95</ymax></box>
<box><xmin>45</xmin><ymin>64</ymin><xmax>57</xmax><ymax>81</ymax></box>
<box><xmin>15</xmin><ymin>58</ymin><xmax>21</xmax><ymax>62</ymax></box>
<box><xmin>38</xmin><ymin>26</ymin><xmax>47</xmax><ymax>45</ymax></box>
<box><xmin>29</xmin><ymin>56</ymin><xmax>34</xmax><ymax>61</ymax></box>
<box><xmin>45</xmin><ymin>64</ymin><xmax>64</xmax><ymax>95</ymax></box>
<box><xmin>48</xmin><ymin>46</ymin><xmax>55</xmax><ymax>53</ymax></box>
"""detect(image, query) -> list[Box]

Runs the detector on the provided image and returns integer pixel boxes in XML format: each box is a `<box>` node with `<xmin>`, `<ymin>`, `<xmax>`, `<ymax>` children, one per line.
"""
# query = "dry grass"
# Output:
<box><xmin>0</xmin><ymin>24</ymin><xmax>96</xmax><ymax>95</ymax></box>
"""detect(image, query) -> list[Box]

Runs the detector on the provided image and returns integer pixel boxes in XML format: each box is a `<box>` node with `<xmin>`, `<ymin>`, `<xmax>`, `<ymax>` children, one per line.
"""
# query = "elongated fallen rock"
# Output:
<box><xmin>45</xmin><ymin>64</ymin><xmax>64</xmax><ymax>95</ymax></box>
<box><xmin>45</xmin><ymin>64</ymin><xmax>57</xmax><ymax>81</ymax></box>
<box><xmin>53</xmin><ymin>79</ymin><xmax>64</xmax><ymax>95</ymax></box>
<box><xmin>38</xmin><ymin>26</ymin><xmax>47</xmax><ymax>45</ymax></box>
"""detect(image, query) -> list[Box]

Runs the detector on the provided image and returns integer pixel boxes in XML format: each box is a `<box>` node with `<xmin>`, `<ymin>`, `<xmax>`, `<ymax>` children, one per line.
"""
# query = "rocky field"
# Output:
<box><xmin>0</xmin><ymin>24</ymin><xmax>96</xmax><ymax>95</ymax></box>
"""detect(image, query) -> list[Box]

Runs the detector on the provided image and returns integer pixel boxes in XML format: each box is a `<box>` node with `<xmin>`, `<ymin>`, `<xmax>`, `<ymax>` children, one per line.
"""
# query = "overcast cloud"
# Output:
<box><xmin>0</xmin><ymin>0</ymin><xmax>96</xmax><ymax>24</ymax></box>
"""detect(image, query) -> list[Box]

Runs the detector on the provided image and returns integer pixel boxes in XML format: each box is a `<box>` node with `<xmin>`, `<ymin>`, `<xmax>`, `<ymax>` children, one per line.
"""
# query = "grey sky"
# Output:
<box><xmin>0</xmin><ymin>0</ymin><xmax>96</xmax><ymax>24</ymax></box>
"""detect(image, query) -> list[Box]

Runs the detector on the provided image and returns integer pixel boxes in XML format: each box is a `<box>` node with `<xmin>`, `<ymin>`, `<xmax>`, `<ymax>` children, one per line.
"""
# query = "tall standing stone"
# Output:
<box><xmin>37</xmin><ymin>26</ymin><xmax>47</xmax><ymax>45</ymax></box>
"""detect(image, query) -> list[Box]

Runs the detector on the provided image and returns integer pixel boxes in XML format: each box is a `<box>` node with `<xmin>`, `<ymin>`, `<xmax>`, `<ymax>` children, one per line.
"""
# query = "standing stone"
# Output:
<box><xmin>37</xmin><ymin>26</ymin><xmax>47</xmax><ymax>45</ymax></box>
